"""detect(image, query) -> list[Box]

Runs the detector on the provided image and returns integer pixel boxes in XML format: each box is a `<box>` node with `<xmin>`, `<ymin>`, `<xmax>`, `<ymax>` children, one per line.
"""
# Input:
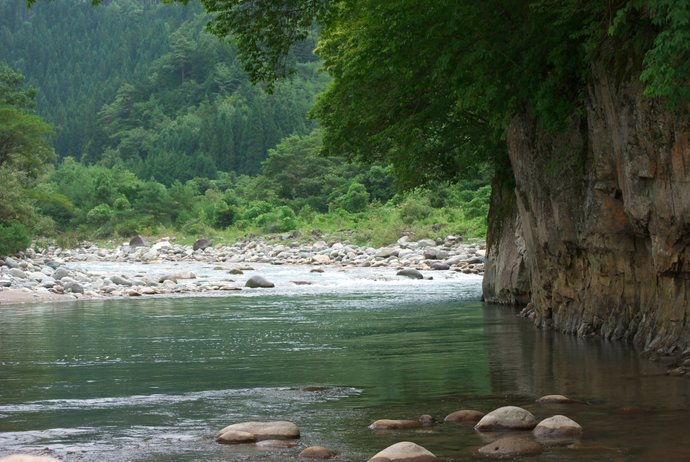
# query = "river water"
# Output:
<box><xmin>0</xmin><ymin>264</ymin><xmax>688</xmax><ymax>461</ymax></box>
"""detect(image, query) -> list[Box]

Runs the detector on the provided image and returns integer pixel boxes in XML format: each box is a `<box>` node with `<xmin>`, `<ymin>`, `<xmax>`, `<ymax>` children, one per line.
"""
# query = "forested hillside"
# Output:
<box><xmin>0</xmin><ymin>0</ymin><xmax>491</xmax><ymax>253</ymax></box>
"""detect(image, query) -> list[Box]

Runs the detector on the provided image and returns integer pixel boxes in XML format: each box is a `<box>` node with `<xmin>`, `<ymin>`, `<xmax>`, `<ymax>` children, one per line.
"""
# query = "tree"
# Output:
<box><xmin>195</xmin><ymin>0</ymin><xmax>690</xmax><ymax>187</ymax></box>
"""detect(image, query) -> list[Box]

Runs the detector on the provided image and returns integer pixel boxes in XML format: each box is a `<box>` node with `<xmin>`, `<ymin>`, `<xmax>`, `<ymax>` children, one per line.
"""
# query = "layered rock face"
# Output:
<box><xmin>483</xmin><ymin>67</ymin><xmax>690</xmax><ymax>353</ymax></box>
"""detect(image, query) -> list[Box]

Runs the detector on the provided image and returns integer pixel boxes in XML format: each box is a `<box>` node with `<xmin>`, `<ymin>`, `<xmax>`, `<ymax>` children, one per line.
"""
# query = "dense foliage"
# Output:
<box><xmin>203</xmin><ymin>0</ymin><xmax>689</xmax><ymax>187</ymax></box>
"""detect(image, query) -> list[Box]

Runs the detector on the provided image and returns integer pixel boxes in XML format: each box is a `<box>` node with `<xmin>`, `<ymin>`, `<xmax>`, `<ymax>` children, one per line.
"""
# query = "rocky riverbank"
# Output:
<box><xmin>0</xmin><ymin>234</ymin><xmax>485</xmax><ymax>305</ymax></box>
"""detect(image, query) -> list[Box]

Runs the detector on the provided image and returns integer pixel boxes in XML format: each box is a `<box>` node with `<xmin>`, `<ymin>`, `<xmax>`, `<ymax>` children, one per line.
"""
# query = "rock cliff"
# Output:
<box><xmin>483</xmin><ymin>67</ymin><xmax>690</xmax><ymax>354</ymax></box>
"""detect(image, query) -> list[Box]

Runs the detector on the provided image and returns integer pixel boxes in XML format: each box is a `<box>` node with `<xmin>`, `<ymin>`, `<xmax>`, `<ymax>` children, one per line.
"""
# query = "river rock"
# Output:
<box><xmin>193</xmin><ymin>238</ymin><xmax>213</xmax><ymax>251</ymax></box>
<box><xmin>312</xmin><ymin>254</ymin><xmax>331</xmax><ymax>264</ymax></box>
<box><xmin>3</xmin><ymin>257</ymin><xmax>19</xmax><ymax>268</ymax></box>
<box><xmin>419</xmin><ymin>415</ymin><xmax>435</xmax><ymax>426</ymax></box>
<box><xmin>396</xmin><ymin>269</ymin><xmax>423</xmax><ymax>279</ymax></box>
<box><xmin>256</xmin><ymin>439</ymin><xmax>297</xmax><ymax>449</ymax></box>
<box><xmin>368</xmin><ymin>441</ymin><xmax>437</xmax><ymax>462</ymax></box>
<box><xmin>430</xmin><ymin>262</ymin><xmax>450</xmax><ymax>270</ymax></box>
<box><xmin>245</xmin><ymin>275</ymin><xmax>275</xmax><ymax>288</ymax></box>
<box><xmin>9</xmin><ymin>268</ymin><xmax>27</xmax><ymax>279</ymax></box>
<box><xmin>63</xmin><ymin>282</ymin><xmax>84</xmax><ymax>294</ymax></box>
<box><xmin>299</xmin><ymin>446</ymin><xmax>337</xmax><ymax>459</ymax></box>
<box><xmin>228</xmin><ymin>268</ymin><xmax>244</xmax><ymax>275</ymax></box>
<box><xmin>129</xmin><ymin>235</ymin><xmax>147</xmax><ymax>247</ymax></box>
<box><xmin>474</xmin><ymin>406</ymin><xmax>537</xmax><ymax>431</ymax></box>
<box><xmin>376</xmin><ymin>248</ymin><xmax>398</xmax><ymax>258</ymax></box>
<box><xmin>110</xmin><ymin>275</ymin><xmax>132</xmax><ymax>286</ymax></box>
<box><xmin>52</xmin><ymin>267</ymin><xmax>70</xmax><ymax>280</ymax></box>
<box><xmin>369</xmin><ymin>419</ymin><xmax>421</xmax><ymax>430</ymax></box>
<box><xmin>0</xmin><ymin>279</ymin><xmax>11</xmax><ymax>287</ymax></box>
<box><xmin>536</xmin><ymin>394</ymin><xmax>574</xmax><ymax>404</ymax></box>
<box><xmin>533</xmin><ymin>415</ymin><xmax>583</xmax><ymax>439</ymax></box>
<box><xmin>0</xmin><ymin>456</ymin><xmax>62</xmax><ymax>462</ymax></box>
<box><xmin>216</xmin><ymin>421</ymin><xmax>300</xmax><ymax>443</ymax></box>
<box><xmin>158</xmin><ymin>272</ymin><xmax>196</xmax><ymax>283</ymax></box>
<box><xmin>444</xmin><ymin>409</ymin><xmax>485</xmax><ymax>423</ymax></box>
<box><xmin>477</xmin><ymin>435</ymin><xmax>543</xmax><ymax>458</ymax></box>
<box><xmin>215</xmin><ymin>430</ymin><xmax>256</xmax><ymax>444</ymax></box>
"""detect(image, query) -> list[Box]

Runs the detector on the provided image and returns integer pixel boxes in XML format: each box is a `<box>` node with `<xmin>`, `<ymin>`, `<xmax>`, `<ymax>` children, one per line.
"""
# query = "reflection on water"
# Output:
<box><xmin>0</xmin><ymin>273</ymin><xmax>688</xmax><ymax>461</ymax></box>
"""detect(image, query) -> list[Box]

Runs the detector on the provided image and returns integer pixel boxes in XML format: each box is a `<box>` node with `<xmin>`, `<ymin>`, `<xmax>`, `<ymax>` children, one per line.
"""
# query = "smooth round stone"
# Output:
<box><xmin>533</xmin><ymin>415</ymin><xmax>583</xmax><ymax>439</ymax></box>
<box><xmin>245</xmin><ymin>275</ymin><xmax>275</xmax><ymax>288</ymax></box>
<box><xmin>474</xmin><ymin>406</ymin><xmax>537</xmax><ymax>431</ymax></box>
<box><xmin>298</xmin><ymin>446</ymin><xmax>338</xmax><ymax>459</ymax></box>
<box><xmin>477</xmin><ymin>436</ymin><xmax>543</xmax><ymax>458</ymax></box>
<box><xmin>396</xmin><ymin>268</ymin><xmax>424</xmax><ymax>279</ymax></box>
<box><xmin>215</xmin><ymin>430</ymin><xmax>256</xmax><ymax>444</ymax></box>
<box><xmin>0</xmin><ymin>457</ymin><xmax>61</xmax><ymax>462</ymax></box>
<box><xmin>368</xmin><ymin>419</ymin><xmax>421</xmax><ymax>430</ymax></box>
<box><xmin>536</xmin><ymin>394</ymin><xmax>574</xmax><ymax>404</ymax></box>
<box><xmin>215</xmin><ymin>421</ymin><xmax>299</xmax><ymax>442</ymax></box>
<box><xmin>444</xmin><ymin>409</ymin><xmax>485</xmax><ymax>423</ymax></box>
<box><xmin>368</xmin><ymin>441</ymin><xmax>437</xmax><ymax>462</ymax></box>
<box><xmin>256</xmin><ymin>439</ymin><xmax>297</xmax><ymax>449</ymax></box>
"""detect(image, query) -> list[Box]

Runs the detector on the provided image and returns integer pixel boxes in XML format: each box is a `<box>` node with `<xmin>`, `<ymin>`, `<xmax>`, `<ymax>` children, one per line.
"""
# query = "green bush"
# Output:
<box><xmin>335</xmin><ymin>182</ymin><xmax>369</xmax><ymax>213</ymax></box>
<box><xmin>0</xmin><ymin>221</ymin><xmax>31</xmax><ymax>256</ymax></box>
<box><xmin>398</xmin><ymin>197</ymin><xmax>431</xmax><ymax>224</ymax></box>
<box><xmin>256</xmin><ymin>206</ymin><xmax>298</xmax><ymax>233</ymax></box>
<box><xmin>86</xmin><ymin>203</ymin><xmax>113</xmax><ymax>224</ymax></box>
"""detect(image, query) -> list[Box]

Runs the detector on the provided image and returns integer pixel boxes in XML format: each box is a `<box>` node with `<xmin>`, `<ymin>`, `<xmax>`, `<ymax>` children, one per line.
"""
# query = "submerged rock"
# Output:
<box><xmin>216</xmin><ymin>421</ymin><xmax>300</xmax><ymax>444</ymax></box>
<box><xmin>368</xmin><ymin>441</ymin><xmax>437</xmax><ymax>462</ymax></box>
<box><xmin>299</xmin><ymin>446</ymin><xmax>338</xmax><ymax>459</ymax></box>
<box><xmin>533</xmin><ymin>415</ymin><xmax>583</xmax><ymax>439</ymax></box>
<box><xmin>245</xmin><ymin>275</ymin><xmax>275</xmax><ymax>288</ymax></box>
<box><xmin>256</xmin><ymin>439</ymin><xmax>297</xmax><ymax>449</ymax></box>
<box><xmin>396</xmin><ymin>268</ymin><xmax>424</xmax><ymax>279</ymax></box>
<box><xmin>444</xmin><ymin>409</ymin><xmax>485</xmax><ymax>423</ymax></box>
<box><xmin>474</xmin><ymin>406</ymin><xmax>537</xmax><ymax>431</ymax></box>
<box><xmin>536</xmin><ymin>394</ymin><xmax>574</xmax><ymax>404</ymax></box>
<box><xmin>477</xmin><ymin>435</ymin><xmax>543</xmax><ymax>458</ymax></box>
<box><xmin>369</xmin><ymin>419</ymin><xmax>421</xmax><ymax>430</ymax></box>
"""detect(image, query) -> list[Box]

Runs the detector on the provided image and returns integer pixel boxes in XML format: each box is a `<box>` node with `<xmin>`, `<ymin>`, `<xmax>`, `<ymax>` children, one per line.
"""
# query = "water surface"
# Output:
<box><xmin>0</xmin><ymin>265</ymin><xmax>688</xmax><ymax>461</ymax></box>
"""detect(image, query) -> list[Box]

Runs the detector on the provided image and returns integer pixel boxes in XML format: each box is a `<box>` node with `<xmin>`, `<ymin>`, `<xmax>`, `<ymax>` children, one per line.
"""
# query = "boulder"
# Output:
<box><xmin>193</xmin><ymin>238</ymin><xmax>213</xmax><ymax>251</ymax></box>
<box><xmin>228</xmin><ymin>268</ymin><xmax>244</xmax><ymax>275</ymax></box>
<box><xmin>129</xmin><ymin>235</ymin><xmax>148</xmax><ymax>247</ymax></box>
<box><xmin>52</xmin><ymin>267</ymin><xmax>70</xmax><ymax>280</ymax></box>
<box><xmin>9</xmin><ymin>268</ymin><xmax>27</xmax><ymax>279</ymax></box>
<box><xmin>430</xmin><ymin>262</ymin><xmax>450</xmax><ymax>270</ymax></box>
<box><xmin>216</xmin><ymin>421</ymin><xmax>299</xmax><ymax>444</ymax></box>
<box><xmin>3</xmin><ymin>257</ymin><xmax>19</xmax><ymax>268</ymax></box>
<box><xmin>245</xmin><ymin>275</ymin><xmax>275</xmax><ymax>288</ymax></box>
<box><xmin>477</xmin><ymin>436</ymin><xmax>543</xmax><ymax>458</ymax></box>
<box><xmin>444</xmin><ymin>409</ymin><xmax>485</xmax><ymax>423</ymax></box>
<box><xmin>533</xmin><ymin>415</ymin><xmax>583</xmax><ymax>439</ymax></box>
<box><xmin>369</xmin><ymin>419</ymin><xmax>421</xmax><ymax>430</ymax></box>
<box><xmin>0</xmin><ymin>279</ymin><xmax>11</xmax><ymax>287</ymax></box>
<box><xmin>368</xmin><ymin>441</ymin><xmax>437</xmax><ymax>462</ymax></box>
<box><xmin>536</xmin><ymin>394</ymin><xmax>574</xmax><ymax>404</ymax></box>
<box><xmin>63</xmin><ymin>282</ymin><xmax>84</xmax><ymax>294</ymax></box>
<box><xmin>419</xmin><ymin>415</ymin><xmax>435</xmax><ymax>426</ymax></box>
<box><xmin>375</xmin><ymin>248</ymin><xmax>398</xmax><ymax>258</ymax></box>
<box><xmin>474</xmin><ymin>406</ymin><xmax>537</xmax><ymax>431</ymax></box>
<box><xmin>396</xmin><ymin>269</ymin><xmax>424</xmax><ymax>279</ymax></box>
<box><xmin>312</xmin><ymin>254</ymin><xmax>332</xmax><ymax>264</ymax></box>
<box><xmin>299</xmin><ymin>446</ymin><xmax>338</xmax><ymax>459</ymax></box>
<box><xmin>110</xmin><ymin>275</ymin><xmax>132</xmax><ymax>286</ymax></box>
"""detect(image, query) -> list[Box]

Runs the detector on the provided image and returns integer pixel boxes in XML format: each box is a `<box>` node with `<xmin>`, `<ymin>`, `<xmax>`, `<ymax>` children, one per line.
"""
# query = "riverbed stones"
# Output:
<box><xmin>0</xmin><ymin>456</ymin><xmax>62</xmax><ymax>462</ymax></box>
<box><xmin>477</xmin><ymin>436</ymin><xmax>543</xmax><ymax>458</ymax></box>
<box><xmin>369</xmin><ymin>419</ymin><xmax>421</xmax><ymax>430</ymax></box>
<box><xmin>474</xmin><ymin>406</ymin><xmax>537</xmax><ymax>431</ymax></box>
<box><xmin>298</xmin><ymin>446</ymin><xmax>338</xmax><ymax>459</ymax></box>
<box><xmin>533</xmin><ymin>415</ymin><xmax>583</xmax><ymax>439</ymax></box>
<box><xmin>536</xmin><ymin>394</ymin><xmax>574</xmax><ymax>404</ymax></box>
<box><xmin>367</xmin><ymin>441</ymin><xmax>437</xmax><ymax>462</ymax></box>
<box><xmin>444</xmin><ymin>409</ymin><xmax>485</xmax><ymax>423</ymax></box>
<box><xmin>215</xmin><ymin>421</ymin><xmax>300</xmax><ymax>444</ymax></box>
<box><xmin>245</xmin><ymin>275</ymin><xmax>275</xmax><ymax>288</ymax></box>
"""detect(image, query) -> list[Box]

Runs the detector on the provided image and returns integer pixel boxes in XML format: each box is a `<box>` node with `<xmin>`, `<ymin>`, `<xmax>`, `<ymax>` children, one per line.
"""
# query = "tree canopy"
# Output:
<box><xmin>197</xmin><ymin>0</ymin><xmax>689</xmax><ymax>186</ymax></box>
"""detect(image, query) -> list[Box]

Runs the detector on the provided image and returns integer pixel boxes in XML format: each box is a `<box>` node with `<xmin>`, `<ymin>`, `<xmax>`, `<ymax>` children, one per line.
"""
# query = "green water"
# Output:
<box><xmin>1</xmin><ymin>283</ymin><xmax>689</xmax><ymax>461</ymax></box>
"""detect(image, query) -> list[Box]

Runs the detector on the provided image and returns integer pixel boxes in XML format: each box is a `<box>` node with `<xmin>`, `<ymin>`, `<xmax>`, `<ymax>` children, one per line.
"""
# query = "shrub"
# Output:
<box><xmin>335</xmin><ymin>182</ymin><xmax>369</xmax><ymax>213</ymax></box>
<box><xmin>399</xmin><ymin>197</ymin><xmax>431</xmax><ymax>224</ymax></box>
<box><xmin>0</xmin><ymin>221</ymin><xmax>31</xmax><ymax>256</ymax></box>
<box><xmin>86</xmin><ymin>203</ymin><xmax>113</xmax><ymax>224</ymax></box>
<box><xmin>256</xmin><ymin>206</ymin><xmax>298</xmax><ymax>233</ymax></box>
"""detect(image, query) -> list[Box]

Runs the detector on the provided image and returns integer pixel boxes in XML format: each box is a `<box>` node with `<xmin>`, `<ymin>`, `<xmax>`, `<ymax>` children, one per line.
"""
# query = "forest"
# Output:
<box><xmin>0</xmin><ymin>0</ymin><xmax>491</xmax><ymax>255</ymax></box>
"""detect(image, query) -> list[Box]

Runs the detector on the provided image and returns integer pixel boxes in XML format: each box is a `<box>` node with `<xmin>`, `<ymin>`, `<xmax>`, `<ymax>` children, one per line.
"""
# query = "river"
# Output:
<box><xmin>0</xmin><ymin>264</ymin><xmax>688</xmax><ymax>461</ymax></box>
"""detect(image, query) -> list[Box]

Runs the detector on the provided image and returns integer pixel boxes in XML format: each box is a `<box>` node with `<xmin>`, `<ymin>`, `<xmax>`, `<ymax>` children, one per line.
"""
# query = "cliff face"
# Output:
<box><xmin>483</xmin><ymin>67</ymin><xmax>690</xmax><ymax>353</ymax></box>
